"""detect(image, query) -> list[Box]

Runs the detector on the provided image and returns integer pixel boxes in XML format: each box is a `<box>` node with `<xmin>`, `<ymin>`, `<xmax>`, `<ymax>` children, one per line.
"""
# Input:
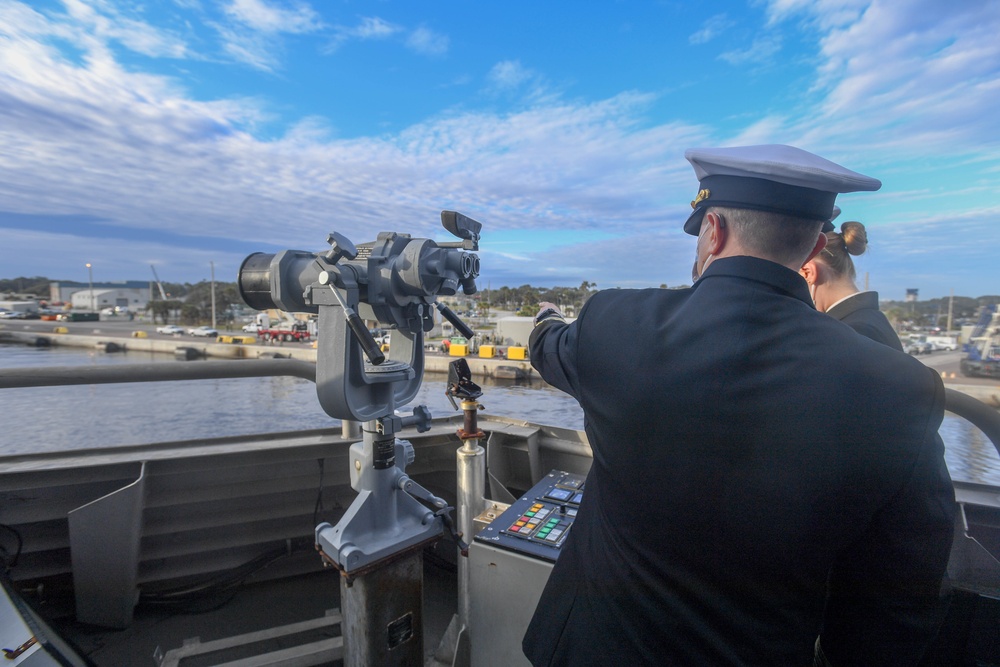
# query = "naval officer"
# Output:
<box><xmin>523</xmin><ymin>145</ymin><xmax>955</xmax><ymax>666</ymax></box>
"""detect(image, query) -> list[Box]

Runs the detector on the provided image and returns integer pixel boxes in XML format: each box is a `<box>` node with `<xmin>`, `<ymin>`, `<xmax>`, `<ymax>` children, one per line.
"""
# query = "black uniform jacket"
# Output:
<box><xmin>827</xmin><ymin>290</ymin><xmax>903</xmax><ymax>351</ymax></box>
<box><xmin>523</xmin><ymin>256</ymin><xmax>954</xmax><ymax>667</ymax></box>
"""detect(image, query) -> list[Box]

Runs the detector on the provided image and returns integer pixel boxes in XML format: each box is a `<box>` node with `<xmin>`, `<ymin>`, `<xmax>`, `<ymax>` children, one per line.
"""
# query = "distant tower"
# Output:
<box><xmin>906</xmin><ymin>288</ymin><xmax>919</xmax><ymax>316</ymax></box>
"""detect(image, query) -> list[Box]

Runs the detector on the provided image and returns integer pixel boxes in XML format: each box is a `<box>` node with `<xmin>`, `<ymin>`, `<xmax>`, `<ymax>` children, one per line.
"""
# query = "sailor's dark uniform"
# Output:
<box><xmin>827</xmin><ymin>290</ymin><xmax>903</xmax><ymax>352</ymax></box>
<box><xmin>523</xmin><ymin>257</ymin><xmax>954</xmax><ymax>666</ymax></box>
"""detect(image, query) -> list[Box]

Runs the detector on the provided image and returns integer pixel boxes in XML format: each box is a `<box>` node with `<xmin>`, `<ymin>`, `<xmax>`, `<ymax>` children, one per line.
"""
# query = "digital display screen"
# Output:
<box><xmin>545</xmin><ymin>488</ymin><xmax>573</xmax><ymax>502</ymax></box>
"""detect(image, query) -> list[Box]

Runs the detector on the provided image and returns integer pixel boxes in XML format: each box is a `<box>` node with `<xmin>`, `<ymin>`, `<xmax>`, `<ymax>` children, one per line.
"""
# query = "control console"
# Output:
<box><xmin>473</xmin><ymin>470</ymin><xmax>585</xmax><ymax>562</ymax></box>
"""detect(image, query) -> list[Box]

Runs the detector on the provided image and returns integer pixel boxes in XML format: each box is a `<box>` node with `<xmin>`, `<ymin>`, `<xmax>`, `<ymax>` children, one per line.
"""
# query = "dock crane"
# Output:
<box><xmin>960</xmin><ymin>304</ymin><xmax>1000</xmax><ymax>378</ymax></box>
<box><xmin>150</xmin><ymin>265</ymin><xmax>168</xmax><ymax>300</ymax></box>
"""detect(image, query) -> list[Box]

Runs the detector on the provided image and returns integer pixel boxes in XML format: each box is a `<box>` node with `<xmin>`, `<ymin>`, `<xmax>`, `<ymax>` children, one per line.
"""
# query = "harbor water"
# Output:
<box><xmin>1</xmin><ymin>343</ymin><xmax>998</xmax><ymax>486</ymax></box>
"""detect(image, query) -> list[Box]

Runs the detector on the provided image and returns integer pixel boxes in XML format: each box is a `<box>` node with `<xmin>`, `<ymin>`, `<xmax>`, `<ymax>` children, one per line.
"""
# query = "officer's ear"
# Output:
<box><xmin>800</xmin><ymin>260</ymin><xmax>818</xmax><ymax>285</ymax></box>
<box><xmin>703</xmin><ymin>211</ymin><xmax>727</xmax><ymax>255</ymax></box>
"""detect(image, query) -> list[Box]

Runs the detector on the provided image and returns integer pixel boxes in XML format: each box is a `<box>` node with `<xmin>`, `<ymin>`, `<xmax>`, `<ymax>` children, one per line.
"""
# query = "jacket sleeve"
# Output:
<box><xmin>528</xmin><ymin>317</ymin><xmax>581</xmax><ymax>400</ymax></box>
<box><xmin>820</xmin><ymin>376</ymin><xmax>956</xmax><ymax>666</ymax></box>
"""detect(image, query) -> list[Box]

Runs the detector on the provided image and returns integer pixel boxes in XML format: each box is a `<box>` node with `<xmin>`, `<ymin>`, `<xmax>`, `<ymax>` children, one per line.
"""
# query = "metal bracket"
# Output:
<box><xmin>68</xmin><ymin>461</ymin><xmax>147</xmax><ymax>628</ymax></box>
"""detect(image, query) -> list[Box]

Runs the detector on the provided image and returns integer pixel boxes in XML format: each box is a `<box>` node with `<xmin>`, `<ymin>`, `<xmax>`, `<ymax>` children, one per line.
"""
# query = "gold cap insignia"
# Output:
<box><xmin>691</xmin><ymin>189</ymin><xmax>711</xmax><ymax>209</ymax></box>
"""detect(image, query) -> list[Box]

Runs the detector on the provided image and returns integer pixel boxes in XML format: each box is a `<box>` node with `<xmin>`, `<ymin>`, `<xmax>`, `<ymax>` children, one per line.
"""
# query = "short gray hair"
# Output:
<box><xmin>706</xmin><ymin>206</ymin><xmax>824</xmax><ymax>267</ymax></box>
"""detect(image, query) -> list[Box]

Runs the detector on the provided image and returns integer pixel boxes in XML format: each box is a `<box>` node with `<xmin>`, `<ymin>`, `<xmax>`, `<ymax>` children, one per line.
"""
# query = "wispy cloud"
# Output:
<box><xmin>487</xmin><ymin>60</ymin><xmax>534</xmax><ymax>91</ymax></box>
<box><xmin>484</xmin><ymin>59</ymin><xmax>556</xmax><ymax>101</ymax></box>
<box><xmin>350</xmin><ymin>16</ymin><xmax>401</xmax><ymax>40</ymax></box>
<box><xmin>407</xmin><ymin>26</ymin><xmax>448</xmax><ymax>56</ymax></box>
<box><xmin>223</xmin><ymin>0</ymin><xmax>322</xmax><ymax>34</ymax></box>
<box><xmin>213</xmin><ymin>0</ymin><xmax>322</xmax><ymax>71</ymax></box>
<box><xmin>763</xmin><ymin>0</ymin><xmax>869</xmax><ymax>30</ymax></box>
<box><xmin>689</xmin><ymin>13</ymin><xmax>735</xmax><ymax>45</ymax></box>
<box><xmin>718</xmin><ymin>35</ymin><xmax>782</xmax><ymax>65</ymax></box>
<box><xmin>326</xmin><ymin>17</ymin><xmax>448</xmax><ymax>57</ymax></box>
<box><xmin>213</xmin><ymin>23</ymin><xmax>277</xmax><ymax>71</ymax></box>
<box><xmin>767</xmin><ymin>0</ymin><xmax>1000</xmax><ymax>159</ymax></box>
<box><xmin>1</xmin><ymin>0</ymin><xmax>190</xmax><ymax>60</ymax></box>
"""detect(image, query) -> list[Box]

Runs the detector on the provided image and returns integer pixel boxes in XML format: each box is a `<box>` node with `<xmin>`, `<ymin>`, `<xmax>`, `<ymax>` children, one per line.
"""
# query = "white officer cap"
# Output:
<box><xmin>683</xmin><ymin>145</ymin><xmax>881</xmax><ymax>235</ymax></box>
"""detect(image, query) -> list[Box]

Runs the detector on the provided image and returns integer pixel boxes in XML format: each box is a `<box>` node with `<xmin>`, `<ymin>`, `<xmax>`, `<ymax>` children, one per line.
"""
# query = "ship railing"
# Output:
<box><xmin>0</xmin><ymin>358</ymin><xmax>591</xmax><ymax>629</ymax></box>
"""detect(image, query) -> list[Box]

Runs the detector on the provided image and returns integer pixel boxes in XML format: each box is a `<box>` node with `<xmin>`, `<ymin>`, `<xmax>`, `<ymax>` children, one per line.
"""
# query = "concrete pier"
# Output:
<box><xmin>0</xmin><ymin>327</ymin><xmax>538</xmax><ymax>380</ymax></box>
<box><xmin>2</xmin><ymin>323</ymin><xmax>996</xmax><ymax>406</ymax></box>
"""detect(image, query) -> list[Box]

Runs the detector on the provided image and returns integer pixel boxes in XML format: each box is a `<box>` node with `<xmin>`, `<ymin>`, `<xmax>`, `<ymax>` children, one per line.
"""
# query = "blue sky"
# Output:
<box><xmin>1</xmin><ymin>0</ymin><xmax>998</xmax><ymax>300</ymax></box>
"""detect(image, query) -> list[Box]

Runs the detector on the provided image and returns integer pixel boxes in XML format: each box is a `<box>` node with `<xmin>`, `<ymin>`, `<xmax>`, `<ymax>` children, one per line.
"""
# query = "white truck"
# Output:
<box><xmin>244</xmin><ymin>311</ymin><xmax>312</xmax><ymax>343</ymax></box>
<box><xmin>925</xmin><ymin>335</ymin><xmax>959</xmax><ymax>351</ymax></box>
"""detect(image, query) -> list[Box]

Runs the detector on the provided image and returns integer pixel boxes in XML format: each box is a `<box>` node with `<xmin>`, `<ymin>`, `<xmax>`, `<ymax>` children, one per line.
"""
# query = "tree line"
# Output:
<box><xmin>145</xmin><ymin>281</ymin><xmax>245</xmax><ymax>325</ymax></box>
<box><xmin>477</xmin><ymin>282</ymin><xmax>598</xmax><ymax>316</ymax></box>
<box><xmin>878</xmin><ymin>295</ymin><xmax>1000</xmax><ymax>331</ymax></box>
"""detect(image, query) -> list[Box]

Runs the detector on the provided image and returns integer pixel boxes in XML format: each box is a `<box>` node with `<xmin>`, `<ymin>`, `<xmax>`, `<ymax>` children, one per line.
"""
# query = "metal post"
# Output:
<box><xmin>948</xmin><ymin>289</ymin><xmax>954</xmax><ymax>334</ymax></box>
<box><xmin>456</xmin><ymin>399</ymin><xmax>485</xmax><ymax>631</ymax></box>
<box><xmin>441</xmin><ymin>358</ymin><xmax>487</xmax><ymax>664</ymax></box>
<box><xmin>339</xmin><ymin>550</ymin><xmax>425</xmax><ymax>666</ymax></box>
<box><xmin>210</xmin><ymin>261</ymin><xmax>217</xmax><ymax>329</ymax></box>
<box><xmin>86</xmin><ymin>262</ymin><xmax>94</xmax><ymax>311</ymax></box>
<box><xmin>341</xmin><ymin>419</ymin><xmax>361</xmax><ymax>440</ymax></box>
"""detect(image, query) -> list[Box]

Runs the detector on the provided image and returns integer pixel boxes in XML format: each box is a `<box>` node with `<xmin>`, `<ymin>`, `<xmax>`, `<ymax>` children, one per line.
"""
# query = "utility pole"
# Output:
<box><xmin>947</xmin><ymin>289</ymin><xmax>954</xmax><ymax>333</ymax></box>
<box><xmin>86</xmin><ymin>263</ymin><xmax>94</xmax><ymax>311</ymax></box>
<box><xmin>210</xmin><ymin>261</ymin><xmax>217</xmax><ymax>329</ymax></box>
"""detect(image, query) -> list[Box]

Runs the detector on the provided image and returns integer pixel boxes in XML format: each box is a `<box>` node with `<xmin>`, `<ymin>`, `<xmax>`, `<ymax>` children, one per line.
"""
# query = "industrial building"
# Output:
<box><xmin>49</xmin><ymin>280</ymin><xmax>152</xmax><ymax>311</ymax></box>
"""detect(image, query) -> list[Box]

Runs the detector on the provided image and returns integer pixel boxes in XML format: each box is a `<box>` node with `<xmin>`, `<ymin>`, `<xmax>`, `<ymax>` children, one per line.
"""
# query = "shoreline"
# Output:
<box><xmin>0</xmin><ymin>328</ymin><xmax>538</xmax><ymax>382</ymax></box>
<box><xmin>2</xmin><ymin>328</ymin><xmax>997</xmax><ymax>409</ymax></box>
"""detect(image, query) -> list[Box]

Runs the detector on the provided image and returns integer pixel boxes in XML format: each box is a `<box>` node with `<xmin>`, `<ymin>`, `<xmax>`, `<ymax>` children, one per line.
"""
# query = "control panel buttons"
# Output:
<box><xmin>501</xmin><ymin>488</ymin><xmax>582</xmax><ymax>547</ymax></box>
<box><xmin>479</xmin><ymin>470</ymin><xmax>587</xmax><ymax>562</ymax></box>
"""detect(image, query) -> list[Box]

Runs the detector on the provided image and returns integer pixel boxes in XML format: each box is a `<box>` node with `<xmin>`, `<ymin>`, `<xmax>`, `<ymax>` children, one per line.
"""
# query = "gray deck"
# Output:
<box><xmin>38</xmin><ymin>553</ymin><xmax>459</xmax><ymax>667</ymax></box>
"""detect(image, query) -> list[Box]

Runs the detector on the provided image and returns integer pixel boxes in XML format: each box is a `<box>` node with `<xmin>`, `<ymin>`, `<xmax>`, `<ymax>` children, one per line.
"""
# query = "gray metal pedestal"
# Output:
<box><xmin>467</xmin><ymin>542</ymin><xmax>554</xmax><ymax>667</ymax></box>
<box><xmin>340</xmin><ymin>551</ymin><xmax>425</xmax><ymax>666</ymax></box>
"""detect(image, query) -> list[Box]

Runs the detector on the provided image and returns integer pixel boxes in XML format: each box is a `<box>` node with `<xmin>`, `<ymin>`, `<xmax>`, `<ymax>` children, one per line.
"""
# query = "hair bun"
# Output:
<box><xmin>840</xmin><ymin>221</ymin><xmax>868</xmax><ymax>256</ymax></box>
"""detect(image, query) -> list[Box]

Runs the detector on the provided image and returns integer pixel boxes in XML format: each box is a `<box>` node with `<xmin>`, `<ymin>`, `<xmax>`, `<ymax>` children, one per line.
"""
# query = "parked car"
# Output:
<box><xmin>188</xmin><ymin>326</ymin><xmax>219</xmax><ymax>337</ymax></box>
<box><xmin>156</xmin><ymin>324</ymin><xmax>185</xmax><ymax>335</ymax></box>
<box><xmin>242</xmin><ymin>322</ymin><xmax>261</xmax><ymax>333</ymax></box>
<box><xmin>905</xmin><ymin>341</ymin><xmax>934</xmax><ymax>355</ymax></box>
